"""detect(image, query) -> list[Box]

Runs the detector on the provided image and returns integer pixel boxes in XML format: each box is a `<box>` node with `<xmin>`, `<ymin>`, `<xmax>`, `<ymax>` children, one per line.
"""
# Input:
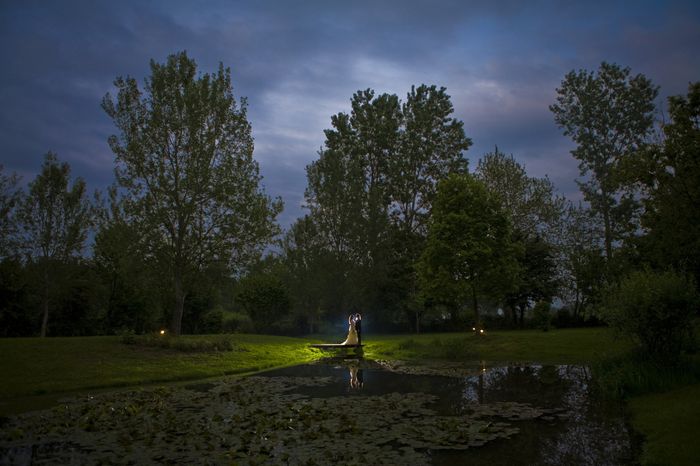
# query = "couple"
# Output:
<box><xmin>341</xmin><ymin>313</ymin><xmax>362</xmax><ymax>346</ymax></box>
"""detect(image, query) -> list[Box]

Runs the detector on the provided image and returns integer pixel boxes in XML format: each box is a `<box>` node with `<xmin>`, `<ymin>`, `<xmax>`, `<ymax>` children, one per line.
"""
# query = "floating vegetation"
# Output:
<box><xmin>0</xmin><ymin>361</ymin><xmax>634</xmax><ymax>465</ymax></box>
<box><xmin>0</xmin><ymin>369</ymin><xmax>562</xmax><ymax>465</ymax></box>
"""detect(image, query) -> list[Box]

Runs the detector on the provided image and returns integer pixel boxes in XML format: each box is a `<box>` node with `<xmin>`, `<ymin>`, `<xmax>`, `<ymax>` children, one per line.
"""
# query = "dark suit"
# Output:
<box><xmin>355</xmin><ymin>316</ymin><xmax>362</xmax><ymax>345</ymax></box>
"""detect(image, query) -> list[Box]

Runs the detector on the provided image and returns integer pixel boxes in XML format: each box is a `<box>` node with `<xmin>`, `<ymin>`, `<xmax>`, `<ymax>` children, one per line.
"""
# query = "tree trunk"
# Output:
<box><xmin>601</xmin><ymin>188</ymin><xmax>613</xmax><ymax>262</ymax></box>
<box><xmin>40</xmin><ymin>267</ymin><xmax>49</xmax><ymax>337</ymax></box>
<box><xmin>472</xmin><ymin>286</ymin><xmax>480</xmax><ymax>327</ymax></box>
<box><xmin>415</xmin><ymin>310</ymin><xmax>421</xmax><ymax>334</ymax></box>
<box><xmin>510</xmin><ymin>305</ymin><xmax>518</xmax><ymax>327</ymax></box>
<box><xmin>518</xmin><ymin>303</ymin><xmax>526</xmax><ymax>328</ymax></box>
<box><xmin>171</xmin><ymin>273</ymin><xmax>186</xmax><ymax>336</ymax></box>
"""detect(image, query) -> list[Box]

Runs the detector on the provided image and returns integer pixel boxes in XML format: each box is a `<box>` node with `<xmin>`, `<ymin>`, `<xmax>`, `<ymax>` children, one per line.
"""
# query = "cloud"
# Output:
<box><xmin>1</xmin><ymin>0</ymin><xmax>699</xmax><ymax>230</ymax></box>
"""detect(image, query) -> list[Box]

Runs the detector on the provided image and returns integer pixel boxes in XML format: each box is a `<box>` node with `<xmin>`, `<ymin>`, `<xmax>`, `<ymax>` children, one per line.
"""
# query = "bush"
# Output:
<box><xmin>121</xmin><ymin>334</ymin><xmax>237</xmax><ymax>352</ymax></box>
<box><xmin>532</xmin><ymin>301</ymin><xmax>552</xmax><ymax>331</ymax></box>
<box><xmin>235</xmin><ymin>274</ymin><xmax>291</xmax><ymax>333</ymax></box>
<box><xmin>200</xmin><ymin>306</ymin><xmax>224</xmax><ymax>334</ymax></box>
<box><xmin>602</xmin><ymin>269</ymin><xmax>698</xmax><ymax>360</ymax></box>
<box><xmin>222</xmin><ymin>311</ymin><xmax>255</xmax><ymax>334</ymax></box>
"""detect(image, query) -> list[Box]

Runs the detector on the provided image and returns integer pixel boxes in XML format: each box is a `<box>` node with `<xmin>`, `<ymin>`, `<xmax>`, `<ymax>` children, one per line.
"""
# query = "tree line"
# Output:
<box><xmin>1</xmin><ymin>52</ymin><xmax>698</xmax><ymax>340</ymax></box>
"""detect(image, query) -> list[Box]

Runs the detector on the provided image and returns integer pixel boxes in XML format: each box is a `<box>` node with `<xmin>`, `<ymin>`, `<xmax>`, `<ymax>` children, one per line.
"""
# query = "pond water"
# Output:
<box><xmin>0</xmin><ymin>359</ymin><xmax>637</xmax><ymax>465</ymax></box>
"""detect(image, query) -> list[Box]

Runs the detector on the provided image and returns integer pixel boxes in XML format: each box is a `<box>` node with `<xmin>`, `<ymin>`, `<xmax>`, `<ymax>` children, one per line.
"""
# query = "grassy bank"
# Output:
<box><xmin>0</xmin><ymin>334</ymin><xmax>321</xmax><ymax>400</ymax></box>
<box><xmin>1</xmin><ymin>328</ymin><xmax>628</xmax><ymax>400</ymax></box>
<box><xmin>361</xmin><ymin>327</ymin><xmax>632</xmax><ymax>365</ymax></box>
<box><xmin>628</xmin><ymin>383</ymin><xmax>700</xmax><ymax>466</ymax></box>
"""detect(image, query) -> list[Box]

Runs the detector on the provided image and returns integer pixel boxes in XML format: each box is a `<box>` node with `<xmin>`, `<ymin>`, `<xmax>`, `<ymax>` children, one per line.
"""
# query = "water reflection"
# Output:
<box><xmin>348</xmin><ymin>365</ymin><xmax>364</xmax><ymax>390</ymax></box>
<box><xmin>262</xmin><ymin>362</ymin><xmax>636</xmax><ymax>465</ymax></box>
<box><xmin>1</xmin><ymin>361</ymin><xmax>636</xmax><ymax>465</ymax></box>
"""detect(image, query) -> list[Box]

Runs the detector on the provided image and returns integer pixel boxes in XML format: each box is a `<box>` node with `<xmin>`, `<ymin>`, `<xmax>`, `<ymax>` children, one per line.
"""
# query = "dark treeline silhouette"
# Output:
<box><xmin>1</xmin><ymin>55</ymin><xmax>698</xmax><ymax>341</ymax></box>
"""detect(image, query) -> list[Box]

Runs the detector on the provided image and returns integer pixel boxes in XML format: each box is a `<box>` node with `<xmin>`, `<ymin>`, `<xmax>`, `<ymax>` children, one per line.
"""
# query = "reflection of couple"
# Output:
<box><xmin>349</xmin><ymin>365</ymin><xmax>364</xmax><ymax>389</ymax></box>
<box><xmin>341</xmin><ymin>313</ymin><xmax>362</xmax><ymax>346</ymax></box>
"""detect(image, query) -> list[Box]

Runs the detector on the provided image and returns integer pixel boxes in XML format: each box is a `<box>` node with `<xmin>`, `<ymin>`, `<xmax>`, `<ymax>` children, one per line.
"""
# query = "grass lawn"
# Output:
<box><xmin>628</xmin><ymin>383</ymin><xmax>700</xmax><ymax>466</ymax></box>
<box><xmin>0</xmin><ymin>334</ymin><xmax>321</xmax><ymax>400</ymax></box>
<box><xmin>361</xmin><ymin>327</ymin><xmax>632</xmax><ymax>365</ymax></box>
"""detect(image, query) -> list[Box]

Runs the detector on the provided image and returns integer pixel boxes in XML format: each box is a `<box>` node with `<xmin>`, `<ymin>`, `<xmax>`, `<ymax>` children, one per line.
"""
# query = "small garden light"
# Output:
<box><xmin>160</xmin><ymin>329</ymin><xmax>166</xmax><ymax>335</ymax></box>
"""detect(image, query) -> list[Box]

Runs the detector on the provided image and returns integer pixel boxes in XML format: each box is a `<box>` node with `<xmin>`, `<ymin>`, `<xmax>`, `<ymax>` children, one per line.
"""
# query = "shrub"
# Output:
<box><xmin>200</xmin><ymin>306</ymin><xmax>224</xmax><ymax>334</ymax></box>
<box><xmin>121</xmin><ymin>334</ymin><xmax>236</xmax><ymax>352</ymax></box>
<box><xmin>235</xmin><ymin>274</ymin><xmax>291</xmax><ymax>332</ymax></box>
<box><xmin>222</xmin><ymin>311</ymin><xmax>255</xmax><ymax>334</ymax></box>
<box><xmin>602</xmin><ymin>269</ymin><xmax>698</xmax><ymax>360</ymax></box>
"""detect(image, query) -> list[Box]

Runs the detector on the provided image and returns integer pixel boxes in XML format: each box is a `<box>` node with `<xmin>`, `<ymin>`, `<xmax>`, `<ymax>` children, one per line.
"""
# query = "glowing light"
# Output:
<box><xmin>479</xmin><ymin>329</ymin><xmax>484</xmax><ymax>334</ymax></box>
<box><xmin>472</xmin><ymin>327</ymin><xmax>476</xmax><ymax>331</ymax></box>
<box><xmin>160</xmin><ymin>329</ymin><xmax>166</xmax><ymax>335</ymax></box>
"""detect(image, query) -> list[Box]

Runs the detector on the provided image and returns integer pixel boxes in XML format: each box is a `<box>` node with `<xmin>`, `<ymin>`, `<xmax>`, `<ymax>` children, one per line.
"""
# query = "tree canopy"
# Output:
<box><xmin>102</xmin><ymin>51</ymin><xmax>282</xmax><ymax>335</ymax></box>
<box><xmin>550</xmin><ymin>62</ymin><xmax>658</xmax><ymax>261</ymax></box>
<box><xmin>417</xmin><ymin>174</ymin><xmax>520</xmax><ymax>326</ymax></box>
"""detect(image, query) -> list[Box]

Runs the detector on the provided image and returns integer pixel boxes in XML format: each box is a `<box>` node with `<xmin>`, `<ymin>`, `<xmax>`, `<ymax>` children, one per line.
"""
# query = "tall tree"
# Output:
<box><xmin>635</xmin><ymin>82</ymin><xmax>700</xmax><ymax>284</ymax></box>
<box><xmin>305</xmin><ymin>85</ymin><xmax>470</xmax><ymax>326</ymax></box>
<box><xmin>18</xmin><ymin>152</ymin><xmax>92</xmax><ymax>337</ymax></box>
<box><xmin>390</xmin><ymin>85</ymin><xmax>471</xmax><ymax>235</ymax></box>
<box><xmin>417</xmin><ymin>174</ymin><xmax>519</xmax><ymax>326</ymax></box>
<box><xmin>0</xmin><ymin>165</ymin><xmax>21</xmax><ymax>259</ymax></box>
<box><xmin>281</xmin><ymin>215</ymin><xmax>332</xmax><ymax>333</ymax></box>
<box><xmin>550</xmin><ymin>62</ymin><xmax>658</xmax><ymax>261</ymax></box>
<box><xmin>557</xmin><ymin>202</ymin><xmax>607</xmax><ymax>319</ymax></box>
<box><xmin>102</xmin><ymin>51</ymin><xmax>282</xmax><ymax>336</ymax></box>
<box><xmin>474</xmin><ymin>148</ymin><xmax>563</xmax><ymax>326</ymax></box>
<box><xmin>475</xmin><ymin>147</ymin><xmax>563</xmax><ymax>241</ymax></box>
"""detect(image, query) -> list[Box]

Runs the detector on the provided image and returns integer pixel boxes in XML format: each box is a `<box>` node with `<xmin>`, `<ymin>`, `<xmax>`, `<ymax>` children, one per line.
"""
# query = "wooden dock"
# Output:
<box><xmin>309</xmin><ymin>343</ymin><xmax>364</xmax><ymax>349</ymax></box>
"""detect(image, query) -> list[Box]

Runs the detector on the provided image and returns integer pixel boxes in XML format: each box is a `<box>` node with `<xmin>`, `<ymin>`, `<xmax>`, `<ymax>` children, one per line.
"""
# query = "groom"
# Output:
<box><xmin>354</xmin><ymin>313</ymin><xmax>362</xmax><ymax>345</ymax></box>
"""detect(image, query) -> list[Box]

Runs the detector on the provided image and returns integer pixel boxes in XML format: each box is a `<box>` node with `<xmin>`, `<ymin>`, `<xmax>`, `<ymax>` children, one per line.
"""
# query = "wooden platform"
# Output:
<box><xmin>309</xmin><ymin>343</ymin><xmax>364</xmax><ymax>349</ymax></box>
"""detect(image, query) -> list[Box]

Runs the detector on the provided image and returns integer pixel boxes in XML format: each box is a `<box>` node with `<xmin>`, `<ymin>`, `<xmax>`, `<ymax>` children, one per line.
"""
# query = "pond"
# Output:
<box><xmin>0</xmin><ymin>359</ymin><xmax>637</xmax><ymax>465</ymax></box>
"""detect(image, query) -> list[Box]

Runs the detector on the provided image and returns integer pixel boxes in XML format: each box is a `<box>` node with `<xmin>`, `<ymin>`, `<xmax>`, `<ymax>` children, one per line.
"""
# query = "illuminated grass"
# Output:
<box><xmin>0</xmin><ymin>334</ymin><xmax>323</xmax><ymax>399</ymax></box>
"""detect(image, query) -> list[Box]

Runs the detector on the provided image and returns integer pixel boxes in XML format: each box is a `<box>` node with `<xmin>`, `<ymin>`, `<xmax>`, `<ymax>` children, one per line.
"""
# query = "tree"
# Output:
<box><xmin>102</xmin><ymin>51</ymin><xmax>282</xmax><ymax>336</ymax></box>
<box><xmin>0</xmin><ymin>165</ymin><xmax>20</xmax><ymax>259</ymax></box>
<box><xmin>304</xmin><ymin>85</ymin><xmax>470</xmax><ymax>327</ymax></box>
<box><xmin>93</xmin><ymin>189</ymin><xmax>162</xmax><ymax>333</ymax></box>
<box><xmin>18</xmin><ymin>152</ymin><xmax>92</xmax><ymax>337</ymax></box>
<box><xmin>504</xmin><ymin>233</ymin><xmax>559</xmax><ymax>327</ymax></box>
<box><xmin>557</xmin><ymin>202</ymin><xmax>607</xmax><ymax>319</ymax></box>
<box><xmin>390</xmin><ymin>85</ymin><xmax>471</xmax><ymax>235</ymax></box>
<box><xmin>417</xmin><ymin>174</ymin><xmax>520</xmax><ymax>326</ymax></box>
<box><xmin>634</xmin><ymin>82</ymin><xmax>700</xmax><ymax>285</ymax></box>
<box><xmin>281</xmin><ymin>215</ymin><xmax>332</xmax><ymax>333</ymax></box>
<box><xmin>475</xmin><ymin>147</ymin><xmax>563</xmax><ymax>241</ymax></box>
<box><xmin>603</xmin><ymin>269</ymin><xmax>698</xmax><ymax>360</ymax></box>
<box><xmin>236</xmin><ymin>271</ymin><xmax>291</xmax><ymax>333</ymax></box>
<box><xmin>474</xmin><ymin>149</ymin><xmax>562</xmax><ymax>326</ymax></box>
<box><xmin>550</xmin><ymin>62</ymin><xmax>658</xmax><ymax>261</ymax></box>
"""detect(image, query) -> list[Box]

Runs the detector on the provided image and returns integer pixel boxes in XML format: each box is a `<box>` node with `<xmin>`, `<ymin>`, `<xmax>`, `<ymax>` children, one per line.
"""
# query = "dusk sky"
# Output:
<box><xmin>2</xmin><ymin>0</ymin><xmax>699</xmax><ymax>228</ymax></box>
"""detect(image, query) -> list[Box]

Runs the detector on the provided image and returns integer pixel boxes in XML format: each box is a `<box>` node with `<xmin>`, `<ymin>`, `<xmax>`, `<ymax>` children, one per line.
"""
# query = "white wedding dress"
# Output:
<box><xmin>342</xmin><ymin>322</ymin><xmax>359</xmax><ymax>345</ymax></box>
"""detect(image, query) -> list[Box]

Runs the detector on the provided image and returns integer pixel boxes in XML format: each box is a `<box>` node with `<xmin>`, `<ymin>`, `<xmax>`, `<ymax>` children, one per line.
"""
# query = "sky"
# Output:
<box><xmin>1</xmin><ymin>0</ymin><xmax>699</xmax><ymax>228</ymax></box>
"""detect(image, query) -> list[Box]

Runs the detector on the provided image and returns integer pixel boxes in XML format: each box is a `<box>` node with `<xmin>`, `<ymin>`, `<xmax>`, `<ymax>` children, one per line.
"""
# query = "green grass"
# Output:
<box><xmin>628</xmin><ymin>383</ymin><xmax>700</xmax><ymax>466</ymax></box>
<box><xmin>0</xmin><ymin>334</ymin><xmax>322</xmax><ymax>400</ymax></box>
<box><xmin>361</xmin><ymin>327</ymin><xmax>632</xmax><ymax>365</ymax></box>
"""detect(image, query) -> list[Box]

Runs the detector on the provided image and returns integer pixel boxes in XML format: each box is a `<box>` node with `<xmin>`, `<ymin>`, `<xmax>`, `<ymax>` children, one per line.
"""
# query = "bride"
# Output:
<box><xmin>342</xmin><ymin>314</ymin><xmax>359</xmax><ymax>345</ymax></box>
